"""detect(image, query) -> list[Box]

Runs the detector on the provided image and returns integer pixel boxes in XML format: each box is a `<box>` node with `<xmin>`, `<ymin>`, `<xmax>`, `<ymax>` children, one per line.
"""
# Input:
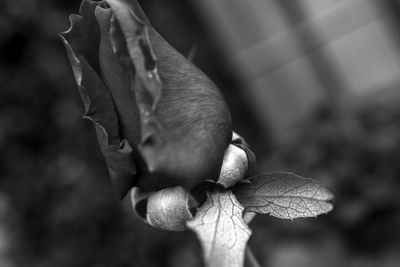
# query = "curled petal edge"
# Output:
<box><xmin>106</xmin><ymin>0</ymin><xmax>232</xmax><ymax>190</ymax></box>
<box><xmin>131</xmin><ymin>186</ymin><xmax>193</xmax><ymax>231</ymax></box>
<box><xmin>60</xmin><ymin>1</ymin><xmax>137</xmax><ymax>198</ymax></box>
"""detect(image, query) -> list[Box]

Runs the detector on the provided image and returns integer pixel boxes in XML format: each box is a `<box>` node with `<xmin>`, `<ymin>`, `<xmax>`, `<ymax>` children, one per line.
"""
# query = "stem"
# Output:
<box><xmin>244</xmin><ymin>246</ymin><xmax>261</xmax><ymax>267</ymax></box>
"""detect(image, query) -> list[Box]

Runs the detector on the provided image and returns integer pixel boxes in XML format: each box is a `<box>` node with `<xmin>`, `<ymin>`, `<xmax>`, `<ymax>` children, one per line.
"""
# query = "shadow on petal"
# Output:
<box><xmin>106</xmin><ymin>0</ymin><xmax>232</xmax><ymax>190</ymax></box>
<box><xmin>60</xmin><ymin>0</ymin><xmax>137</xmax><ymax>198</ymax></box>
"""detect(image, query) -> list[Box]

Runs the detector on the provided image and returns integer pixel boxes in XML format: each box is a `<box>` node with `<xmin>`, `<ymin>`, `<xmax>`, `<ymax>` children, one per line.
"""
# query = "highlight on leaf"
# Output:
<box><xmin>233</xmin><ymin>172</ymin><xmax>334</xmax><ymax>220</ymax></box>
<box><xmin>187</xmin><ymin>190</ymin><xmax>251</xmax><ymax>267</ymax></box>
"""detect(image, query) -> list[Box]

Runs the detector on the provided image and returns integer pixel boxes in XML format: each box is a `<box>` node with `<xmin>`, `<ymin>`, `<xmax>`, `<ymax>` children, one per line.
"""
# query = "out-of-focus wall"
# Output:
<box><xmin>194</xmin><ymin>0</ymin><xmax>400</xmax><ymax>141</ymax></box>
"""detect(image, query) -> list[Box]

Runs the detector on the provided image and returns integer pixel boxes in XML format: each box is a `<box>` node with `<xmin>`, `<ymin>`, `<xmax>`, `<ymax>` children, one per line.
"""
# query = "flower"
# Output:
<box><xmin>60</xmin><ymin>0</ymin><xmax>232</xmax><ymax>198</ymax></box>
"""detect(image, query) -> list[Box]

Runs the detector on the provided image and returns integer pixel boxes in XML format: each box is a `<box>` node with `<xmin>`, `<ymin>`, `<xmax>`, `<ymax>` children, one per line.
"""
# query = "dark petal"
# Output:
<box><xmin>107</xmin><ymin>0</ymin><xmax>162</xmax><ymax>120</ymax></box>
<box><xmin>140</xmin><ymin>29</ymin><xmax>232</xmax><ymax>189</ymax></box>
<box><xmin>62</xmin><ymin>0</ymin><xmax>101</xmax><ymax>74</ymax></box>
<box><xmin>105</xmin><ymin>0</ymin><xmax>232</xmax><ymax>190</ymax></box>
<box><xmin>233</xmin><ymin>143</ymin><xmax>256</xmax><ymax>177</ymax></box>
<box><xmin>60</xmin><ymin>32</ymin><xmax>119</xmax><ymax>144</ymax></box>
<box><xmin>60</xmin><ymin>0</ymin><xmax>137</xmax><ymax>198</ymax></box>
<box><xmin>96</xmin><ymin>129</ymin><xmax>137</xmax><ymax>199</ymax></box>
<box><xmin>232</xmin><ymin>132</ymin><xmax>257</xmax><ymax>177</ymax></box>
<box><xmin>95</xmin><ymin>6</ymin><xmax>142</xmax><ymax>149</ymax></box>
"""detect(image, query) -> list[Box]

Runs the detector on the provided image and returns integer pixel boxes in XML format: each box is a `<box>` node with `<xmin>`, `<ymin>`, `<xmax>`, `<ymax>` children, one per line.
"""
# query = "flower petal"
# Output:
<box><xmin>146</xmin><ymin>186</ymin><xmax>193</xmax><ymax>231</ymax></box>
<box><xmin>60</xmin><ymin>7</ymin><xmax>119</xmax><ymax>144</ymax></box>
<box><xmin>95</xmin><ymin>6</ymin><xmax>142</xmax><ymax>149</ymax></box>
<box><xmin>96</xmin><ymin>130</ymin><xmax>137</xmax><ymax>198</ymax></box>
<box><xmin>62</xmin><ymin>0</ymin><xmax>102</xmax><ymax>74</ymax></box>
<box><xmin>60</xmin><ymin>0</ymin><xmax>137</xmax><ymax>198</ymax></box>
<box><xmin>231</xmin><ymin>132</ymin><xmax>257</xmax><ymax>177</ymax></box>
<box><xmin>106</xmin><ymin>0</ymin><xmax>232</xmax><ymax>190</ymax></box>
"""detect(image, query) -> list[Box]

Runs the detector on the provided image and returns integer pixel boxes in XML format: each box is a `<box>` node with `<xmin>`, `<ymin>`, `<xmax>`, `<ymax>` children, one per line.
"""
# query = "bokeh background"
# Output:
<box><xmin>1</xmin><ymin>0</ymin><xmax>400</xmax><ymax>266</ymax></box>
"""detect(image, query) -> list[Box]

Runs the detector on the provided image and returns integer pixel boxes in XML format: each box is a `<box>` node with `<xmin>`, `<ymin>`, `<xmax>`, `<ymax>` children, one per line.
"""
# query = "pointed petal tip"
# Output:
<box><xmin>59</xmin><ymin>14</ymin><xmax>80</xmax><ymax>42</ymax></box>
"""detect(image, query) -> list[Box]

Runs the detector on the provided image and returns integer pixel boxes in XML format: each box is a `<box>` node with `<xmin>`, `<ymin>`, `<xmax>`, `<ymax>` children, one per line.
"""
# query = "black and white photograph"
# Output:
<box><xmin>1</xmin><ymin>0</ymin><xmax>400</xmax><ymax>266</ymax></box>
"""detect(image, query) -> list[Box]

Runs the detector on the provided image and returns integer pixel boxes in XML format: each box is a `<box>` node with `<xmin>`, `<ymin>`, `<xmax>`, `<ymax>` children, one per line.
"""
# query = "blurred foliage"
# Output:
<box><xmin>0</xmin><ymin>0</ymin><xmax>204</xmax><ymax>266</ymax></box>
<box><xmin>254</xmin><ymin>100</ymin><xmax>400</xmax><ymax>266</ymax></box>
<box><xmin>1</xmin><ymin>0</ymin><xmax>400</xmax><ymax>267</ymax></box>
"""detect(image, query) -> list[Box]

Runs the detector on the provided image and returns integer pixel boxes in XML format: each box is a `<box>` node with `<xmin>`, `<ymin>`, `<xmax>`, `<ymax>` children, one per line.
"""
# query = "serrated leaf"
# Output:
<box><xmin>187</xmin><ymin>190</ymin><xmax>251</xmax><ymax>267</ymax></box>
<box><xmin>233</xmin><ymin>172</ymin><xmax>334</xmax><ymax>220</ymax></box>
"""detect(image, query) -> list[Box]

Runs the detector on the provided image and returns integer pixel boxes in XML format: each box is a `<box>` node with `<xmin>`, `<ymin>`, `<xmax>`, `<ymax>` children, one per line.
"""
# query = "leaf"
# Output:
<box><xmin>233</xmin><ymin>172</ymin><xmax>334</xmax><ymax>220</ymax></box>
<box><xmin>187</xmin><ymin>190</ymin><xmax>251</xmax><ymax>267</ymax></box>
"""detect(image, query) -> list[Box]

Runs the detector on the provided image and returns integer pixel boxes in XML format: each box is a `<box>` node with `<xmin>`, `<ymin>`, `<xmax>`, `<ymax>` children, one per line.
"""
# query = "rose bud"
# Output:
<box><xmin>129</xmin><ymin>133</ymin><xmax>255</xmax><ymax>231</ymax></box>
<box><xmin>60</xmin><ymin>0</ymin><xmax>232</xmax><ymax>198</ymax></box>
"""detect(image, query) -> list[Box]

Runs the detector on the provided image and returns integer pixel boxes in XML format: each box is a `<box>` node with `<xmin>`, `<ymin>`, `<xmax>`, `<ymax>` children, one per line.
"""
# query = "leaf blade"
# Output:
<box><xmin>233</xmin><ymin>172</ymin><xmax>334</xmax><ymax>220</ymax></box>
<box><xmin>187</xmin><ymin>190</ymin><xmax>251</xmax><ymax>267</ymax></box>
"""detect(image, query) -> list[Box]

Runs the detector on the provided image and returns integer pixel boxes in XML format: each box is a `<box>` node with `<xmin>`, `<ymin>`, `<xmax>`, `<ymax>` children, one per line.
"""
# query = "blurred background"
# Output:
<box><xmin>1</xmin><ymin>0</ymin><xmax>400</xmax><ymax>266</ymax></box>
